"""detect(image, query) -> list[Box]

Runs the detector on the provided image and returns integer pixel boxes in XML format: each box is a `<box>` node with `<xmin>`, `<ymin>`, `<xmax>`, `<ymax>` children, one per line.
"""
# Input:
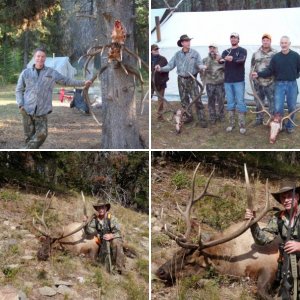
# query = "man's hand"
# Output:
<box><xmin>284</xmin><ymin>241</ymin><xmax>300</xmax><ymax>254</ymax></box>
<box><xmin>84</xmin><ymin>80</ymin><xmax>92</xmax><ymax>88</ymax></box>
<box><xmin>244</xmin><ymin>208</ymin><xmax>256</xmax><ymax>220</ymax></box>
<box><xmin>154</xmin><ymin>65</ymin><xmax>161</xmax><ymax>72</ymax></box>
<box><xmin>252</xmin><ymin>72</ymin><xmax>258</xmax><ymax>78</ymax></box>
<box><xmin>83</xmin><ymin>215</ymin><xmax>88</xmax><ymax>222</ymax></box>
<box><xmin>224</xmin><ymin>56</ymin><xmax>233</xmax><ymax>62</ymax></box>
<box><xmin>103</xmin><ymin>233</ymin><xmax>114</xmax><ymax>241</ymax></box>
<box><xmin>19</xmin><ymin>106</ymin><xmax>25</xmax><ymax>112</ymax></box>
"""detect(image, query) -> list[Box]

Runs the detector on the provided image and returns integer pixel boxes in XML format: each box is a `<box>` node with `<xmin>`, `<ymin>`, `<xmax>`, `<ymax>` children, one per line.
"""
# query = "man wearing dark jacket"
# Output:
<box><xmin>252</xmin><ymin>36</ymin><xmax>300</xmax><ymax>134</ymax></box>
<box><xmin>151</xmin><ymin>44</ymin><xmax>169</xmax><ymax>120</ymax></box>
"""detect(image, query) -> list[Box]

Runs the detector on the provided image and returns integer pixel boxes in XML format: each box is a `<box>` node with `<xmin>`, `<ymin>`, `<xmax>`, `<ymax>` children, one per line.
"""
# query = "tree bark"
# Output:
<box><xmin>96</xmin><ymin>0</ymin><xmax>144</xmax><ymax>149</ymax></box>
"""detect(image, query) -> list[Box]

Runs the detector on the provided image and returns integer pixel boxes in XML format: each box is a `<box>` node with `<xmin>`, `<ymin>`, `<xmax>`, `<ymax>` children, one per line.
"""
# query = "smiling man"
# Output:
<box><xmin>252</xmin><ymin>36</ymin><xmax>300</xmax><ymax>134</ymax></box>
<box><xmin>16</xmin><ymin>47</ymin><xmax>92</xmax><ymax>149</ymax></box>
<box><xmin>245</xmin><ymin>181</ymin><xmax>300</xmax><ymax>298</ymax></box>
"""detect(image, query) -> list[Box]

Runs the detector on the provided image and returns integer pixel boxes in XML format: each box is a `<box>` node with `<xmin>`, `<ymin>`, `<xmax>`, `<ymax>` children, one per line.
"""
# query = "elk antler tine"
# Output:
<box><xmin>244</xmin><ymin>164</ymin><xmax>253</xmax><ymax>211</ymax></box>
<box><xmin>191</xmin><ymin>163</ymin><xmax>201</xmax><ymax>203</ymax></box>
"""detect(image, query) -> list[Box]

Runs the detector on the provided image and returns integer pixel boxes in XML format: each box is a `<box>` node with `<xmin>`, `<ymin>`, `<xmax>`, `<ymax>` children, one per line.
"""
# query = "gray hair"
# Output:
<box><xmin>280</xmin><ymin>36</ymin><xmax>291</xmax><ymax>44</ymax></box>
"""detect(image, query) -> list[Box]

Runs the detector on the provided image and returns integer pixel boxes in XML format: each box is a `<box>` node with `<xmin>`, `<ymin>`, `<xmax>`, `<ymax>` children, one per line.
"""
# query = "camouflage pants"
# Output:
<box><xmin>206</xmin><ymin>83</ymin><xmax>225</xmax><ymax>121</ymax></box>
<box><xmin>177</xmin><ymin>76</ymin><xmax>206</xmax><ymax>121</ymax></box>
<box><xmin>254</xmin><ymin>81</ymin><xmax>275</xmax><ymax>121</ymax></box>
<box><xmin>21</xmin><ymin>110</ymin><xmax>48</xmax><ymax>149</ymax></box>
<box><xmin>99</xmin><ymin>238</ymin><xmax>125</xmax><ymax>272</ymax></box>
<box><xmin>156</xmin><ymin>87</ymin><xmax>165</xmax><ymax>117</ymax></box>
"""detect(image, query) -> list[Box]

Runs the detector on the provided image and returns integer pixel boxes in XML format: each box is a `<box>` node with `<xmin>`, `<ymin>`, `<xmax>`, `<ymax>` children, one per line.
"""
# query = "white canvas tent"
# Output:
<box><xmin>27</xmin><ymin>57</ymin><xmax>77</xmax><ymax>78</ymax></box>
<box><xmin>151</xmin><ymin>8</ymin><xmax>300</xmax><ymax>102</ymax></box>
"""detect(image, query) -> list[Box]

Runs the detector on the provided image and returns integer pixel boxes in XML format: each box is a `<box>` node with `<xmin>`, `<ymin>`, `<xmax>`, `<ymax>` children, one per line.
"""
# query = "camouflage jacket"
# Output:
<box><xmin>202</xmin><ymin>54</ymin><xmax>225</xmax><ymax>85</ymax></box>
<box><xmin>84</xmin><ymin>213</ymin><xmax>122</xmax><ymax>240</ymax></box>
<box><xmin>16</xmin><ymin>65</ymin><xmax>85</xmax><ymax>116</ymax></box>
<box><xmin>160</xmin><ymin>48</ymin><xmax>204</xmax><ymax>77</ymax></box>
<box><xmin>251</xmin><ymin>208</ymin><xmax>300</xmax><ymax>245</ymax></box>
<box><xmin>251</xmin><ymin>46</ymin><xmax>277</xmax><ymax>87</ymax></box>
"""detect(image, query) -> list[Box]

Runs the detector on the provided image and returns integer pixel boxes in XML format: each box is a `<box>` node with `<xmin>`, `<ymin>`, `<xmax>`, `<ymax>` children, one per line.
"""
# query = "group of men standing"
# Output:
<box><xmin>151</xmin><ymin>32</ymin><xmax>300</xmax><ymax>135</ymax></box>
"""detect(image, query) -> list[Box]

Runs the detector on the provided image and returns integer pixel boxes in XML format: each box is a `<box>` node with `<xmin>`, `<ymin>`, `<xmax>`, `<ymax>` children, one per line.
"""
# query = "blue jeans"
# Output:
<box><xmin>224</xmin><ymin>82</ymin><xmax>247</xmax><ymax>113</ymax></box>
<box><xmin>274</xmin><ymin>81</ymin><xmax>299</xmax><ymax>129</ymax></box>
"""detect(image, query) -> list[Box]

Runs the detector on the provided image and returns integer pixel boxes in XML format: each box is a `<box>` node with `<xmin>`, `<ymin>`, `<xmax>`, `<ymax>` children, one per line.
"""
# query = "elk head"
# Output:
<box><xmin>157</xmin><ymin>164</ymin><xmax>274</xmax><ymax>283</ymax></box>
<box><xmin>153</xmin><ymin>71</ymin><xmax>204</xmax><ymax>134</ymax></box>
<box><xmin>249</xmin><ymin>67</ymin><xmax>300</xmax><ymax>144</ymax></box>
<box><xmin>32</xmin><ymin>191</ymin><xmax>94</xmax><ymax>261</ymax></box>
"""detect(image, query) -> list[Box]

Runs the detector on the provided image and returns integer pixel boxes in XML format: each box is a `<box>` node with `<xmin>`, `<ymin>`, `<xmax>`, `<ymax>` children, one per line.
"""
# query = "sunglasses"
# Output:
<box><xmin>153</xmin><ymin>48</ymin><xmax>159</xmax><ymax>51</ymax></box>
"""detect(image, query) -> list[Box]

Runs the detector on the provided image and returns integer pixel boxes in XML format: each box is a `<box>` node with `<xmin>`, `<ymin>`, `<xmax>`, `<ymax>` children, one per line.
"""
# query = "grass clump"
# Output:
<box><xmin>171</xmin><ymin>171</ymin><xmax>189</xmax><ymax>189</ymax></box>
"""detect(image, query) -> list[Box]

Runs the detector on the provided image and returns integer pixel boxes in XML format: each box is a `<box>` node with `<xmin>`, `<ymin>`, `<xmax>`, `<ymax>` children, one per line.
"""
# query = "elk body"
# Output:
<box><xmin>157</xmin><ymin>222</ymin><xmax>280</xmax><ymax>300</ymax></box>
<box><xmin>157</xmin><ymin>164</ymin><xmax>280</xmax><ymax>300</ymax></box>
<box><xmin>33</xmin><ymin>192</ymin><xmax>99</xmax><ymax>261</ymax></box>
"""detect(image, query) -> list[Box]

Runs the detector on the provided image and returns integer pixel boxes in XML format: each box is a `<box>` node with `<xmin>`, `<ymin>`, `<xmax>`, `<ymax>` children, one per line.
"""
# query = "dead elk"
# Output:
<box><xmin>153</xmin><ymin>71</ymin><xmax>204</xmax><ymax>134</ymax></box>
<box><xmin>32</xmin><ymin>191</ymin><xmax>98</xmax><ymax>261</ymax></box>
<box><xmin>249</xmin><ymin>67</ymin><xmax>300</xmax><ymax>144</ymax></box>
<box><xmin>157</xmin><ymin>164</ymin><xmax>280</xmax><ymax>300</ymax></box>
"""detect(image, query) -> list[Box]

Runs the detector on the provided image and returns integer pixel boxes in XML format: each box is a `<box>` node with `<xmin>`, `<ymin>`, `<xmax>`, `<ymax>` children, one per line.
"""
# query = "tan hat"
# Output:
<box><xmin>262</xmin><ymin>33</ymin><xmax>272</xmax><ymax>40</ymax></box>
<box><xmin>208</xmin><ymin>43</ymin><xmax>218</xmax><ymax>48</ymax></box>
<box><xmin>271</xmin><ymin>181</ymin><xmax>300</xmax><ymax>203</ymax></box>
<box><xmin>230</xmin><ymin>32</ymin><xmax>239</xmax><ymax>38</ymax></box>
<box><xmin>92</xmin><ymin>200</ymin><xmax>111</xmax><ymax>211</ymax></box>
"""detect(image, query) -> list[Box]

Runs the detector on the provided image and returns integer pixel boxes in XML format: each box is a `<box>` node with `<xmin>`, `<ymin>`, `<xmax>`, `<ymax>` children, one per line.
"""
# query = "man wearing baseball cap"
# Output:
<box><xmin>201</xmin><ymin>43</ymin><xmax>225</xmax><ymax>124</ymax></box>
<box><xmin>154</xmin><ymin>34</ymin><xmax>208</xmax><ymax>127</ymax></box>
<box><xmin>251</xmin><ymin>34</ymin><xmax>277</xmax><ymax>126</ymax></box>
<box><xmin>151</xmin><ymin>44</ymin><xmax>169</xmax><ymax>120</ymax></box>
<box><xmin>220</xmin><ymin>33</ymin><xmax>247</xmax><ymax>134</ymax></box>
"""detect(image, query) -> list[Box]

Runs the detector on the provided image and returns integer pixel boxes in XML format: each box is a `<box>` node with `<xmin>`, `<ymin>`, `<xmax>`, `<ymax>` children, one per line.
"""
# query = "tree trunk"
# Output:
<box><xmin>23</xmin><ymin>28</ymin><xmax>29</xmax><ymax>68</ymax></box>
<box><xmin>96</xmin><ymin>0</ymin><xmax>144</xmax><ymax>149</ymax></box>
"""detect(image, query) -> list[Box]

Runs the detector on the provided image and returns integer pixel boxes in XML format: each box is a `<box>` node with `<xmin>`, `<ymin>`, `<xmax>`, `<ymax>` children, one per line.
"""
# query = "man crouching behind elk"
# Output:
<box><xmin>84</xmin><ymin>200</ymin><xmax>126</xmax><ymax>274</ymax></box>
<box><xmin>245</xmin><ymin>181</ymin><xmax>300</xmax><ymax>300</ymax></box>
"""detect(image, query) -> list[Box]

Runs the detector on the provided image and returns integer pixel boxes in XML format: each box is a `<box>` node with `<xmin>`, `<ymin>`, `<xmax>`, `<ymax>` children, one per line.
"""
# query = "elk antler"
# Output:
<box><xmin>32</xmin><ymin>191</ymin><xmax>95</xmax><ymax>241</ymax></box>
<box><xmin>249</xmin><ymin>65</ymin><xmax>272</xmax><ymax>125</ymax></box>
<box><xmin>164</xmin><ymin>163</ymin><xmax>219</xmax><ymax>240</ymax></box>
<box><xmin>280</xmin><ymin>107</ymin><xmax>300</xmax><ymax>129</ymax></box>
<box><xmin>164</xmin><ymin>164</ymin><xmax>276</xmax><ymax>250</ymax></box>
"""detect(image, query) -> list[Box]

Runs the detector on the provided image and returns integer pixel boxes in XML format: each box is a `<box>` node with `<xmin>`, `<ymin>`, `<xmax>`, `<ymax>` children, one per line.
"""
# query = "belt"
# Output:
<box><xmin>179</xmin><ymin>74</ymin><xmax>197</xmax><ymax>79</ymax></box>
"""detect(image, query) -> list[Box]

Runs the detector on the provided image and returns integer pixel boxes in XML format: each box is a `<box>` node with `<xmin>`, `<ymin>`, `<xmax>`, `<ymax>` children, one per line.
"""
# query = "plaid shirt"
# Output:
<box><xmin>16</xmin><ymin>65</ymin><xmax>85</xmax><ymax>116</ymax></box>
<box><xmin>160</xmin><ymin>48</ymin><xmax>204</xmax><ymax>77</ymax></box>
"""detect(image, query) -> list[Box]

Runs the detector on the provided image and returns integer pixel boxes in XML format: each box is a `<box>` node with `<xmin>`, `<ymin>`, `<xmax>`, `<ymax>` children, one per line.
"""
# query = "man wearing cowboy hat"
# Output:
<box><xmin>201</xmin><ymin>43</ymin><xmax>225</xmax><ymax>124</ymax></box>
<box><xmin>251</xmin><ymin>34</ymin><xmax>277</xmax><ymax>126</ymax></box>
<box><xmin>154</xmin><ymin>34</ymin><xmax>208</xmax><ymax>127</ymax></box>
<box><xmin>84</xmin><ymin>200</ymin><xmax>125</xmax><ymax>273</ymax></box>
<box><xmin>245</xmin><ymin>181</ymin><xmax>300</xmax><ymax>297</ymax></box>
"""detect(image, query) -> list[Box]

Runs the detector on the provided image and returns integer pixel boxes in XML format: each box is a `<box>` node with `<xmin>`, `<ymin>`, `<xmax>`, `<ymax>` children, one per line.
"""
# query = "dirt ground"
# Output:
<box><xmin>151</xmin><ymin>100</ymin><xmax>300</xmax><ymax>149</ymax></box>
<box><xmin>0</xmin><ymin>86</ymin><xmax>148</xmax><ymax>149</ymax></box>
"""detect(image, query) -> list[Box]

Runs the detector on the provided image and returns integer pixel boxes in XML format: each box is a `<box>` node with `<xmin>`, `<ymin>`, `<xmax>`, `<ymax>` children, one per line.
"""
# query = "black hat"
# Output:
<box><xmin>177</xmin><ymin>34</ymin><xmax>193</xmax><ymax>47</ymax></box>
<box><xmin>271</xmin><ymin>181</ymin><xmax>300</xmax><ymax>203</ymax></box>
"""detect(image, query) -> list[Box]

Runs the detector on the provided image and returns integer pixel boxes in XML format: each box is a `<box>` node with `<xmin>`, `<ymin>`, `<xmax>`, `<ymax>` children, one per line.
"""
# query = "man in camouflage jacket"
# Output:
<box><xmin>16</xmin><ymin>47</ymin><xmax>92</xmax><ymax>149</ymax></box>
<box><xmin>245</xmin><ymin>181</ymin><xmax>300</xmax><ymax>297</ymax></box>
<box><xmin>84</xmin><ymin>201</ymin><xmax>125</xmax><ymax>273</ymax></box>
<box><xmin>154</xmin><ymin>34</ymin><xmax>208</xmax><ymax>127</ymax></box>
<box><xmin>201</xmin><ymin>43</ymin><xmax>225</xmax><ymax>124</ymax></box>
<box><xmin>251</xmin><ymin>34</ymin><xmax>277</xmax><ymax>126</ymax></box>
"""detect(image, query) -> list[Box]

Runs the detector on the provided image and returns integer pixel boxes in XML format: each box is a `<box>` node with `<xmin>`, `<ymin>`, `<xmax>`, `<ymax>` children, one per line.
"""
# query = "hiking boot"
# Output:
<box><xmin>238</xmin><ymin>112</ymin><xmax>246</xmax><ymax>134</ymax></box>
<box><xmin>197</xmin><ymin>109</ymin><xmax>208</xmax><ymax>128</ymax></box>
<box><xmin>226</xmin><ymin>111</ymin><xmax>235</xmax><ymax>132</ymax></box>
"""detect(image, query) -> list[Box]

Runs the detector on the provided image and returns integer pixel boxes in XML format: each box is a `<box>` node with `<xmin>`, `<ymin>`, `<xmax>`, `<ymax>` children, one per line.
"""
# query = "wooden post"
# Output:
<box><xmin>155</xmin><ymin>16</ymin><xmax>161</xmax><ymax>42</ymax></box>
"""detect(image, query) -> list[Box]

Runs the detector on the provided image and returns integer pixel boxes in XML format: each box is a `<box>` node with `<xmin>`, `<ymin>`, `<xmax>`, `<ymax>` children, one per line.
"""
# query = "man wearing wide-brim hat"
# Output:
<box><xmin>245</xmin><ymin>180</ymin><xmax>300</xmax><ymax>295</ymax></box>
<box><xmin>84</xmin><ymin>200</ymin><xmax>125</xmax><ymax>273</ymax></box>
<box><xmin>154</xmin><ymin>34</ymin><xmax>208</xmax><ymax>127</ymax></box>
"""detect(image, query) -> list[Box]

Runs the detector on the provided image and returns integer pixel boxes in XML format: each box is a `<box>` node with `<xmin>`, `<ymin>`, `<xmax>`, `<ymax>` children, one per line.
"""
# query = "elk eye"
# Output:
<box><xmin>158</xmin><ymin>269</ymin><xmax>165</xmax><ymax>275</ymax></box>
